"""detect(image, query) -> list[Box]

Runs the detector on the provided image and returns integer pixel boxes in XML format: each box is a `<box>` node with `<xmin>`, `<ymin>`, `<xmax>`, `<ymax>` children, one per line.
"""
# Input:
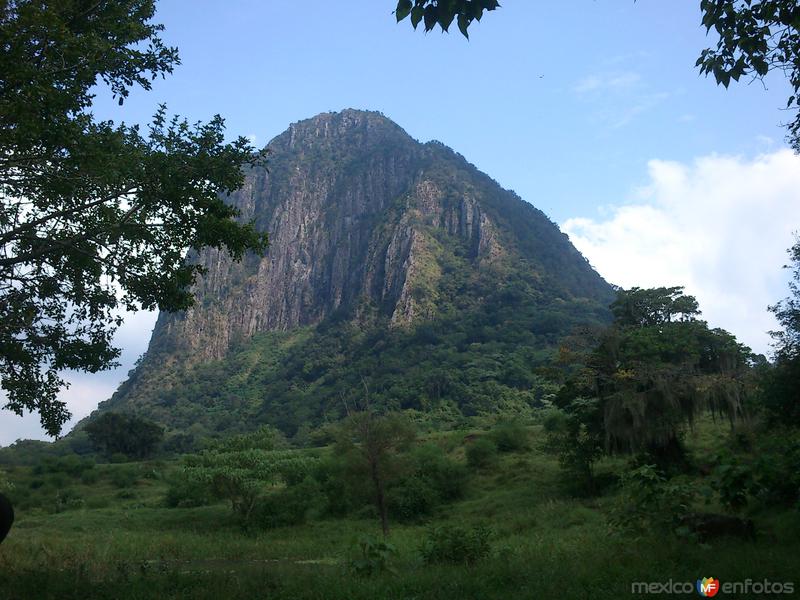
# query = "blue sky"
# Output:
<box><xmin>88</xmin><ymin>1</ymin><xmax>791</xmax><ymax>221</ymax></box>
<box><xmin>2</xmin><ymin>1</ymin><xmax>799</xmax><ymax>444</ymax></box>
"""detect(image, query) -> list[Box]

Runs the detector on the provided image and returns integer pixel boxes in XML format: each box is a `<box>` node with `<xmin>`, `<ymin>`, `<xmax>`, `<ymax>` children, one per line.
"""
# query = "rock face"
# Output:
<box><xmin>98</xmin><ymin>109</ymin><xmax>613</xmax><ymax>434</ymax></box>
<box><xmin>150</xmin><ymin>110</ymin><xmax>604</xmax><ymax>359</ymax></box>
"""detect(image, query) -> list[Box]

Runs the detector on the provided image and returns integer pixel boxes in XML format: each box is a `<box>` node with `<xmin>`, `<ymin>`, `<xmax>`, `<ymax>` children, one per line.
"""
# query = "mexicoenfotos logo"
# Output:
<box><xmin>696</xmin><ymin>577</ymin><xmax>720</xmax><ymax>597</ymax></box>
<box><xmin>632</xmin><ymin>577</ymin><xmax>795</xmax><ymax>595</ymax></box>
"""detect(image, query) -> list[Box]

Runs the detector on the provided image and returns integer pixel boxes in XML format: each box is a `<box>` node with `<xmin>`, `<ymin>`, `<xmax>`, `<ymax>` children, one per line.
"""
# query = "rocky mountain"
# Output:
<box><xmin>96</xmin><ymin>109</ymin><xmax>614</xmax><ymax>442</ymax></box>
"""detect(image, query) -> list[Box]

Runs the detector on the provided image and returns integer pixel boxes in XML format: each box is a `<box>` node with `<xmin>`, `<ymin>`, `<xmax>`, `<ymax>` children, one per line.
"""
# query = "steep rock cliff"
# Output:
<box><xmin>97</xmin><ymin>109</ymin><xmax>613</xmax><ymax>436</ymax></box>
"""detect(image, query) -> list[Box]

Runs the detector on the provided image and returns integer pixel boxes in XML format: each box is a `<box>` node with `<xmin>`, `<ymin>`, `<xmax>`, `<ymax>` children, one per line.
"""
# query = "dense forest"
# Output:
<box><xmin>2</xmin><ymin>1</ymin><xmax>799</xmax><ymax>599</ymax></box>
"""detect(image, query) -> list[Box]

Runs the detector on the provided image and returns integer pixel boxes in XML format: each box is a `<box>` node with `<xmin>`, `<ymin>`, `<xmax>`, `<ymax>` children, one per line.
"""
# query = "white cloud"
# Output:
<box><xmin>573</xmin><ymin>71</ymin><xmax>641</xmax><ymax>94</ymax></box>
<box><xmin>573</xmin><ymin>70</ymin><xmax>669</xmax><ymax>128</ymax></box>
<box><xmin>562</xmin><ymin>149</ymin><xmax>800</xmax><ymax>356</ymax></box>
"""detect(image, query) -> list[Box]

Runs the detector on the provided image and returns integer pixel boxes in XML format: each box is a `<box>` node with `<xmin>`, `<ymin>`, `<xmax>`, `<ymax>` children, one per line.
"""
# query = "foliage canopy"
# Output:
<box><xmin>696</xmin><ymin>0</ymin><xmax>800</xmax><ymax>150</ymax></box>
<box><xmin>763</xmin><ymin>238</ymin><xmax>800</xmax><ymax>424</ymax></box>
<box><xmin>0</xmin><ymin>0</ymin><xmax>268</xmax><ymax>435</ymax></box>
<box><xmin>84</xmin><ymin>412</ymin><xmax>163</xmax><ymax>459</ymax></box>
<box><xmin>558</xmin><ymin>287</ymin><xmax>752</xmax><ymax>468</ymax></box>
<box><xmin>394</xmin><ymin>0</ymin><xmax>500</xmax><ymax>38</ymax></box>
<box><xmin>395</xmin><ymin>1</ymin><xmax>800</xmax><ymax>149</ymax></box>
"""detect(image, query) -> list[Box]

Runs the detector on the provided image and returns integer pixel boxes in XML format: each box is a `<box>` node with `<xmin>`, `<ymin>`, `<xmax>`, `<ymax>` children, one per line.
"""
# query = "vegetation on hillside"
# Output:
<box><xmin>1</xmin><ymin>277</ymin><xmax>798</xmax><ymax>598</ymax></box>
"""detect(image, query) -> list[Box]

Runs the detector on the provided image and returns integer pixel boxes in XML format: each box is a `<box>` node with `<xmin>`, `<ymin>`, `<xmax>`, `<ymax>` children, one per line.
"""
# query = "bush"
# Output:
<box><xmin>387</xmin><ymin>444</ymin><xmax>468</xmax><ymax>521</ymax></box>
<box><xmin>0</xmin><ymin>469</ymin><xmax>14</xmax><ymax>495</ymax></box>
<box><xmin>348</xmin><ymin>536</ymin><xmax>397</xmax><ymax>577</ymax></box>
<box><xmin>80</xmin><ymin>469</ymin><xmax>99</xmax><ymax>485</ymax></box>
<box><xmin>252</xmin><ymin>477</ymin><xmax>323</xmax><ymax>529</ymax></box>
<box><xmin>312</xmin><ymin>457</ymin><xmax>360</xmax><ymax>517</ymax></box>
<box><xmin>752</xmin><ymin>432</ymin><xmax>800</xmax><ymax>508</ymax></box>
<box><xmin>277</xmin><ymin>458</ymin><xmax>315</xmax><ymax>486</ymax></box>
<box><xmin>45</xmin><ymin>472</ymin><xmax>70</xmax><ymax>489</ymax></box>
<box><xmin>164</xmin><ymin>473</ymin><xmax>214</xmax><ymax>508</ymax></box>
<box><xmin>489</xmin><ymin>420</ymin><xmax>529</xmax><ymax>452</ymax></box>
<box><xmin>542</xmin><ymin>403</ymin><xmax>604</xmax><ymax>496</ymax></box>
<box><xmin>85</xmin><ymin>412</ymin><xmax>164</xmax><ymax>460</ymax></box>
<box><xmin>109</xmin><ymin>466</ymin><xmax>139</xmax><ymax>488</ymax></box>
<box><xmin>33</xmin><ymin>455</ymin><xmax>95</xmax><ymax>478</ymax></box>
<box><xmin>388</xmin><ymin>476</ymin><xmax>439</xmax><ymax>521</ymax></box>
<box><xmin>420</xmin><ymin>524</ymin><xmax>492</xmax><ymax>564</ymax></box>
<box><xmin>411</xmin><ymin>444</ymin><xmax>468</xmax><ymax>501</ymax></box>
<box><xmin>53</xmin><ymin>488</ymin><xmax>84</xmax><ymax>512</ymax></box>
<box><xmin>608</xmin><ymin>464</ymin><xmax>696</xmax><ymax>537</ymax></box>
<box><xmin>710</xmin><ymin>454</ymin><xmax>755</xmax><ymax>512</ymax></box>
<box><xmin>465</xmin><ymin>437</ymin><xmax>497</xmax><ymax>469</ymax></box>
<box><xmin>213</xmin><ymin>426</ymin><xmax>288</xmax><ymax>452</ymax></box>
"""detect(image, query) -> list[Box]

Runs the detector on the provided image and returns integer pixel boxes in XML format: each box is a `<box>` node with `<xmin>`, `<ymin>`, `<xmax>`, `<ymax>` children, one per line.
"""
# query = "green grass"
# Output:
<box><xmin>2</xmin><ymin>419</ymin><xmax>799</xmax><ymax>599</ymax></box>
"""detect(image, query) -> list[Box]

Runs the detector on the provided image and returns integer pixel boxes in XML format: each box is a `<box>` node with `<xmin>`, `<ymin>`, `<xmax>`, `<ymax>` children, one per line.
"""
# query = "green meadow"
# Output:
<box><xmin>2</xmin><ymin>419</ymin><xmax>798</xmax><ymax>600</ymax></box>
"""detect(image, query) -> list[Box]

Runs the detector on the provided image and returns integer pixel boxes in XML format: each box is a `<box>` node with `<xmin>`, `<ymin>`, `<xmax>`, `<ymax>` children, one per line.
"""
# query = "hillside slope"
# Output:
<box><xmin>95</xmin><ymin>109</ymin><xmax>613</xmax><ymax>441</ymax></box>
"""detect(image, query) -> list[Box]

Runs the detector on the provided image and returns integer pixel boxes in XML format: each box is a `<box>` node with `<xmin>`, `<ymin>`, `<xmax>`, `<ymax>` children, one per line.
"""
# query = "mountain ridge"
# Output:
<box><xmin>92</xmin><ymin>109</ymin><xmax>614</xmax><ymax>441</ymax></box>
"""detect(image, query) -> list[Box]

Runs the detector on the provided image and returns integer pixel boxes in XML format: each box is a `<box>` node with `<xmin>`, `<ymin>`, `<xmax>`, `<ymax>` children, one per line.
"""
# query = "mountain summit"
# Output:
<box><xmin>97</xmin><ymin>109</ymin><xmax>613</xmax><ymax>439</ymax></box>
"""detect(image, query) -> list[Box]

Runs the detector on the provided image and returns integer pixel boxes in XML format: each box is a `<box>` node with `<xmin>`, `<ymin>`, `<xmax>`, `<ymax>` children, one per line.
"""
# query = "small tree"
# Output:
<box><xmin>763</xmin><ymin>238</ymin><xmax>800</xmax><ymax>424</ymax></box>
<box><xmin>179</xmin><ymin>439</ymin><xmax>319</xmax><ymax>525</ymax></box>
<box><xmin>543</xmin><ymin>398</ymin><xmax>604</xmax><ymax>495</ymax></box>
<box><xmin>335</xmin><ymin>409</ymin><xmax>415</xmax><ymax>537</ymax></box>
<box><xmin>85</xmin><ymin>412</ymin><xmax>163</xmax><ymax>459</ymax></box>
<box><xmin>602</xmin><ymin>289</ymin><xmax>750</xmax><ymax>465</ymax></box>
<box><xmin>558</xmin><ymin>287</ymin><xmax>752</xmax><ymax>471</ymax></box>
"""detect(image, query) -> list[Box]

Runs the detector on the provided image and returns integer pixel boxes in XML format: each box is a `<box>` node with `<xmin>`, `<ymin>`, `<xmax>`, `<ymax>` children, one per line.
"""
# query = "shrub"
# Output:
<box><xmin>252</xmin><ymin>477</ymin><xmax>323</xmax><ymax>528</ymax></box>
<box><xmin>420</xmin><ymin>524</ymin><xmax>492</xmax><ymax>564</ymax></box>
<box><xmin>388</xmin><ymin>476</ymin><xmax>439</xmax><ymax>521</ymax></box>
<box><xmin>46</xmin><ymin>472</ymin><xmax>70</xmax><ymax>489</ymax></box>
<box><xmin>80</xmin><ymin>469</ymin><xmax>99</xmax><ymax>485</ymax></box>
<box><xmin>609</xmin><ymin>464</ymin><xmax>696</xmax><ymax>537</ymax></box>
<box><xmin>542</xmin><ymin>403</ymin><xmax>604</xmax><ymax>496</ymax></box>
<box><xmin>212</xmin><ymin>426</ymin><xmax>288</xmax><ymax>453</ymax></box>
<box><xmin>411</xmin><ymin>444</ymin><xmax>468</xmax><ymax>501</ymax></box>
<box><xmin>85</xmin><ymin>413</ymin><xmax>164</xmax><ymax>460</ymax></box>
<box><xmin>180</xmin><ymin>447</ymin><xmax>321</xmax><ymax>524</ymax></box>
<box><xmin>110</xmin><ymin>466</ymin><xmax>139</xmax><ymax>488</ymax></box>
<box><xmin>752</xmin><ymin>432</ymin><xmax>800</xmax><ymax>508</ymax></box>
<box><xmin>164</xmin><ymin>473</ymin><xmax>214</xmax><ymax>508</ymax></box>
<box><xmin>0</xmin><ymin>469</ymin><xmax>14</xmax><ymax>495</ymax></box>
<box><xmin>163</xmin><ymin>433</ymin><xmax>198</xmax><ymax>455</ymax></box>
<box><xmin>348</xmin><ymin>536</ymin><xmax>397</xmax><ymax>577</ymax></box>
<box><xmin>33</xmin><ymin>455</ymin><xmax>95</xmax><ymax>478</ymax></box>
<box><xmin>710</xmin><ymin>454</ymin><xmax>755</xmax><ymax>512</ymax></box>
<box><xmin>277</xmin><ymin>457</ymin><xmax>315</xmax><ymax>486</ymax></box>
<box><xmin>85</xmin><ymin>497</ymin><xmax>110</xmax><ymax>509</ymax></box>
<box><xmin>53</xmin><ymin>488</ymin><xmax>84</xmax><ymax>512</ymax></box>
<box><xmin>465</xmin><ymin>437</ymin><xmax>497</xmax><ymax>469</ymax></box>
<box><xmin>490</xmin><ymin>420</ymin><xmax>529</xmax><ymax>452</ymax></box>
<box><xmin>312</xmin><ymin>456</ymin><xmax>360</xmax><ymax>517</ymax></box>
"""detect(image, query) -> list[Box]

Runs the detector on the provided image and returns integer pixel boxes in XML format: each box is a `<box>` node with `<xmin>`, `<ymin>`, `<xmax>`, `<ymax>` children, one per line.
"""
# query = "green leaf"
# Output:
<box><xmin>423</xmin><ymin>5</ymin><xmax>438</xmax><ymax>31</ymax></box>
<box><xmin>410</xmin><ymin>5</ymin><xmax>424</xmax><ymax>28</ymax></box>
<box><xmin>395</xmin><ymin>0</ymin><xmax>412</xmax><ymax>22</ymax></box>
<box><xmin>457</xmin><ymin>13</ymin><xmax>470</xmax><ymax>38</ymax></box>
<box><xmin>439</xmin><ymin>9</ymin><xmax>456</xmax><ymax>32</ymax></box>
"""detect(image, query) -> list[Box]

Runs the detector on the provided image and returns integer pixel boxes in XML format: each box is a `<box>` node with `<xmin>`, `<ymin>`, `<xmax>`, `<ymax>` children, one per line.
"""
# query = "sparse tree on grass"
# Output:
<box><xmin>336</xmin><ymin>388</ymin><xmax>415</xmax><ymax>536</ymax></box>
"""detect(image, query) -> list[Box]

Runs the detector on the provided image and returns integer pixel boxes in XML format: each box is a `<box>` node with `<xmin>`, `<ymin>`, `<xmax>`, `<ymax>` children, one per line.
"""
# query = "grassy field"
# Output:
<box><xmin>1</xmin><ymin>421</ymin><xmax>799</xmax><ymax>599</ymax></box>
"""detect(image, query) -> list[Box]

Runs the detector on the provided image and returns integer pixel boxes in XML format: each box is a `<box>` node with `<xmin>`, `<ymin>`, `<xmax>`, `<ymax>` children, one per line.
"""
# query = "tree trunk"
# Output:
<box><xmin>370</xmin><ymin>460</ymin><xmax>389</xmax><ymax>537</ymax></box>
<box><xmin>0</xmin><ymin>492</ymin><xmax>14</xmax><ymax>544</ymax></box>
